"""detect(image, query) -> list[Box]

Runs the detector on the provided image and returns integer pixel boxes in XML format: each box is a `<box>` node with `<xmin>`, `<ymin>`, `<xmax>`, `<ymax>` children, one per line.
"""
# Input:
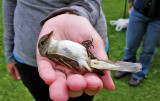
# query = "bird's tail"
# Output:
<box><xmin>90</xmin><ymin>59</ymin><xmax>142</xmax><ymax>72</ymax></box>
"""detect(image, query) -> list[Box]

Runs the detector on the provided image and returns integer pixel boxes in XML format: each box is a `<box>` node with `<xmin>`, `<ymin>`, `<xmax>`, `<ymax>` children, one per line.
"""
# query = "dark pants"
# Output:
<box><xmin>15</xmin><ymin>62</ymin><xmax>93</xmax><ymax>101</ymax></box>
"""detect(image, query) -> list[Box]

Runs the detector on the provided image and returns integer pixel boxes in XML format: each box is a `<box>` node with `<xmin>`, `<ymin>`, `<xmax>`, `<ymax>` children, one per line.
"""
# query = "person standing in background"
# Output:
<box><xmin>114</xmin><ymin>0</ymin><xmax>160</xmax><ymax>86</ymax></box>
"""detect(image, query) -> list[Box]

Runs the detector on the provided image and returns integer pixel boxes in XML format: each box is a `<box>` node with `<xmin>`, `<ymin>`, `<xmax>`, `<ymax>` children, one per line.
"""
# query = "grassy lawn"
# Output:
<box><xmin>0</xmin><ymin>0</ymin><xmax>160</xmax><ymax>101</ymax></box>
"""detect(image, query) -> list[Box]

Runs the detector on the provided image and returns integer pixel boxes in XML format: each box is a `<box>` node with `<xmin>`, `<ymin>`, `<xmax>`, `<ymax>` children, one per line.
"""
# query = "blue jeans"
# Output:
<box><xmin>123</xmin><ymin>8</ymin><xmax>160</xmax><ymax>80</ymax></box>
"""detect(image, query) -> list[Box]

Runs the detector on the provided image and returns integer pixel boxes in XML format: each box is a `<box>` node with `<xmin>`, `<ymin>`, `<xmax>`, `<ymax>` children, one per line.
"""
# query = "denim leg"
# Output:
<box><xmin>132</xmin><ymin>18</ymin><xmax>160</xmax><ymax>80</ymax></box>
<box><xmin>123</xmin><ymin>8</ymin><xmax>147</xmax><ymax>63</ymax></box>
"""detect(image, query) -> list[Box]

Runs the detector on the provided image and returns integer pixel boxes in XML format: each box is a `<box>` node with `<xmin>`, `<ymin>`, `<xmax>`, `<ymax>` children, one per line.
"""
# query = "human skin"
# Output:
<box><xmin>37</xmin><ymin>14</ymin><xmax>115</xmax><ymax>101</ymax></box>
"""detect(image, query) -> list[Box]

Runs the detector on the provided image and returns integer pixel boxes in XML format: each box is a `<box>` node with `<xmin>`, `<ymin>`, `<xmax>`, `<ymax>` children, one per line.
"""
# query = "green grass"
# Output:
<box><xmin>0</xmin><ymin>0</ymin><xmax>160</xmax><ymax>101</ymax></box>
<box><xmin>0</xmin><ymin>1</ymin><xmax>34</xmax><ymax>101</ymax></box>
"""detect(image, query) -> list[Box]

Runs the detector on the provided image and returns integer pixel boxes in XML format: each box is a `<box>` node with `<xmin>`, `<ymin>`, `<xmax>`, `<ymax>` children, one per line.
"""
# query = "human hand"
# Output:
<box><xmin>7</xmin><ymin>62</ymin><xmax>21</xmax><ymax>80</ymax></box>
<box><xmin>37</xmin><ymin>14</ymin><xmax>114</xmax><ymax>101</ymax></box>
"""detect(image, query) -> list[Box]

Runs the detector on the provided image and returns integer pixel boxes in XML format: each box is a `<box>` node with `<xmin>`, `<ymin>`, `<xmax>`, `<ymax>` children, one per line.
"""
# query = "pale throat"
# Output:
<box><xmin>47</xmin><ymin>38</ymin><xmax>59</xmax><ymax>52</ymax></box>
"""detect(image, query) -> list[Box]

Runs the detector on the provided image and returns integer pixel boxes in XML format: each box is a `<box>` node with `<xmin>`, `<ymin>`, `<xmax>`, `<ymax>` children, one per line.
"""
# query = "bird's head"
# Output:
<box><xmin>38</xmin><ymin>31</ymin><xmax>53</xmax><ymax>56</ymax></box>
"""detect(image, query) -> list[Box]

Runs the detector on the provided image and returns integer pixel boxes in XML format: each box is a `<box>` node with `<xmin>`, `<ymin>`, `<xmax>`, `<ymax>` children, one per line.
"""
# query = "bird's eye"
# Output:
<box><xmin>40</xmin><ymin>41</ymin><xmax>45</xmax><ymax>45</ymax></box>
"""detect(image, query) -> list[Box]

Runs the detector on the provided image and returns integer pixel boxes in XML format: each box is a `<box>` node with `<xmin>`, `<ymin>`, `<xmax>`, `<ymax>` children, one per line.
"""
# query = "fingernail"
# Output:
<box><xmin>17</xmin><ymin>76</ymin><xmax>21</xmax><ymax>80</ymax></box>
<box><xmin>88</xmin><ymin>86</ymin><xmax>97</xmax><ymax>90</ymax></box>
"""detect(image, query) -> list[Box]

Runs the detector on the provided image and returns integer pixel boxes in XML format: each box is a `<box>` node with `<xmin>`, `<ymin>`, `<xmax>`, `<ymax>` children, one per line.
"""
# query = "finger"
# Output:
<box><xmin>67</xmin><ymin>74</ymin><xmax>87</xmax><ymax>98</ymax></box>
<box><xmin>49</xmin><ymin>71</ymin><xmax>69</xmax><ymax>101</ymax></box>
<box><xmin>89</xmin><ymin>37</ymin><xmax>115</xmax><ymax>91</ymax></box>
<box><xmin>100</xmin><ymin>70</ymin><xmax>115</xmax><ymax>90</ymax></box>
<box><xmin>7</xmin><ymin>65</ymin><xmax>17</xmax><ymax>80</ymax></box>
<box><xmin>9</xmin><ymin>69</ymin><xmax>17</xmax><ymax>80</ymax></box>
<box><xmin>38</xmin><ymin>59</ymin><xmax>56</xmax><ymax>85</ymax></box>
<box><xmin>69</xmin><ymin>89</ymin><xmax>84</xmax><ymax>98</ymax></box>
<box><xmin>13</xmin><ymin>66</ymin><xmax>21</xmax><ymax>80</ymax></box>
<box><xmin>84</xmin><ymin>73</ymin><xmax>103</xmax><ymax>96</ymax></box>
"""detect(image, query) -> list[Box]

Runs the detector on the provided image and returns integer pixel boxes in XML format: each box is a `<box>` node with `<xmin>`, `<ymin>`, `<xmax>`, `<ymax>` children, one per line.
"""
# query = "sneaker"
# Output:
<box><xmin>129</xmin><ymin>77</ymin><xmax>141</xmax><ymax>87</ymax></box>
<box><xmin>114</xmin><ymin>71</ymin><xmax>130</xmax><ymax>79</ymax></box>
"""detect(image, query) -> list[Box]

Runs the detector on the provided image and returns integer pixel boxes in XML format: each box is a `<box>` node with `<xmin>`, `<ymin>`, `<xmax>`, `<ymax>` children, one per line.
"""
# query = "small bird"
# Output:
<box><xmin>38</xmin><ymin>31</ymin><xmax>141</xmax><ymax>76</ymax></box>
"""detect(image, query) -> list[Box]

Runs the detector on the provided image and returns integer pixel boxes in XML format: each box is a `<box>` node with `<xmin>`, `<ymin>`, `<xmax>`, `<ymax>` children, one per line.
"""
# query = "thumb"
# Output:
<box><xmin>13</xmin><ymin>66</ymin><xmax>21</xmax><ymax>80</ymax></box>
<box><xmin>89</xmin><ymin>36</ymin><xmax>115</xmax><ymax>90</ymax></box>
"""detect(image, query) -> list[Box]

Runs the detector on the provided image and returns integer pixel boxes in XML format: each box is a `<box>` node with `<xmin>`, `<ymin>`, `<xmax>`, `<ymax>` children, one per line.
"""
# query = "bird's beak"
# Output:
<box><xmin>46</xmin><ymin>31</ymin><xmax>53</xmax><ymax>41</ymax></box>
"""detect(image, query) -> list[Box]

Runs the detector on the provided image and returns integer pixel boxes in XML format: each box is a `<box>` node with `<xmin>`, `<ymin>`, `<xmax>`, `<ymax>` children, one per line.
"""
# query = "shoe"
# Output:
<box><xmin>129</xmin><ymin>77</ymin><xmax>141</xmax><ymax>87</ymax></box>
<box><xmin>114</xmin><ymin>71</ymin><xmax>130</xmax><ymax>79</ymax></box>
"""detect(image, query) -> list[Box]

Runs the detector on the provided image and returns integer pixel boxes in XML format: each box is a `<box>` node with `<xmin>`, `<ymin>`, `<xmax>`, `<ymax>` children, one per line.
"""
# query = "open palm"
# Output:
<box><xmin>37</xmin><ymin>14</ymin><xmax>114</xmax><ymax>101</ymax></box>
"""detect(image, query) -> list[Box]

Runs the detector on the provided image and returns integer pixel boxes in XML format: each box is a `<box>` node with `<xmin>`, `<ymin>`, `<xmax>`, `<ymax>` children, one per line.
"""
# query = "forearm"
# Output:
<box><xmin>3</xmin><ymin>0</ymin><xmax>17</xmax><ymax>63</ymax></box>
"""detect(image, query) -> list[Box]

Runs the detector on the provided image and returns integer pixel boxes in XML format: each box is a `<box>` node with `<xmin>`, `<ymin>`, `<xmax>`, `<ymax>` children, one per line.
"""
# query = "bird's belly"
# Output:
<box><xmin>58</xmin><ymin>44</ymin><xmax>88</xmax><ymax>61</ymax></box>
